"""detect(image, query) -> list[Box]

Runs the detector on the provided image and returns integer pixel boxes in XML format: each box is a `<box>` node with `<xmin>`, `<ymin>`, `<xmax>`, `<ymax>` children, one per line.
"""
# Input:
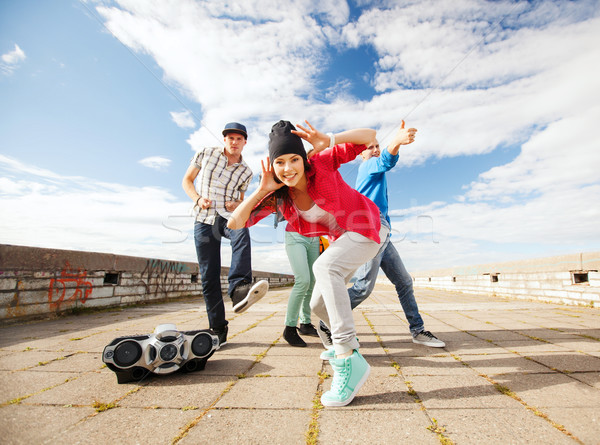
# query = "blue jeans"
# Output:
<box><xmin>348</xmin><ymin>232</ymin><xmax>424</xmax><ymax>336</ymax></box>
<box><xmin>194</xmin><ymin>216</ymin><xmax>252</xmax><ymax>330</ymax></box>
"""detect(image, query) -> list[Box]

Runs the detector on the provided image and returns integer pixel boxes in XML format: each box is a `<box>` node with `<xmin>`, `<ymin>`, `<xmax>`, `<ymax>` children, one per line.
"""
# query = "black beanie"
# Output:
<box><xmin>268</xmin><ymin>120</ymin><xmax>307</xmax><ymax>164</ymax></box>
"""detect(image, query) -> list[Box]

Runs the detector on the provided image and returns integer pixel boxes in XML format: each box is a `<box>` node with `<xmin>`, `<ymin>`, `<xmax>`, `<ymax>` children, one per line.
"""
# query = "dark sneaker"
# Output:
<box><xmin>412</xmin><ymin>330</ymin><xmax>445</xmax><ymax>348</ymax></box>
<box><xmin>231</xmin><ymin>280</ymin><xmax>269</xmax><ymax>313</ymax></box>
<box><xmin>321</xmin><ymin>350</ymin><xmax>370</xmax><ymax>407</ymax></box>
<box><xmin>283</xmin><ymin>326</ymin><xmax>307</xmax><ymax>347</ymax></box>
<box><xmin>213</xmin><ymin>326</ymin><xmax>228</xmax><ymax>349</ymax></box>
<box><xmin>298</xmin><ymin>323</ymin><xmax>319</xmax><ymax>337</ymax></box>
<box><xmin>317</xmin><ymin>320</ymin><xmax>333</xmax><ymax>350</ymax></box>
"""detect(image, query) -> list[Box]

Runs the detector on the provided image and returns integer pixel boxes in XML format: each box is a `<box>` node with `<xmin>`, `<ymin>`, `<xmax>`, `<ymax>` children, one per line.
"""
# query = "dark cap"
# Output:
<box><xmin>268</xmin><ymin>120</ymin><xmax>307</xmax><ymax>164</ymax></box>
<box><xmin>222</xmin><ymin>122</ymin><xmax>248</xmax><ymax>139</ymax></box>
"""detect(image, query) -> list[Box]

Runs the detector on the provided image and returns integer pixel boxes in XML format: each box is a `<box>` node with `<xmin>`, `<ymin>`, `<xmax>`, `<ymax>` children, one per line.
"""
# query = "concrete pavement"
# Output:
<box><xmin>1</xmin><ymin>284</ymin><xmax>599</xmax><ymax>444</ymax></box>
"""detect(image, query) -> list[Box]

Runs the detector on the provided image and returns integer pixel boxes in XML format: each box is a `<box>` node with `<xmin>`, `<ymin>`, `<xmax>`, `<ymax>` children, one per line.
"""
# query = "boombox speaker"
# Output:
<box><xmin>102</xmin><ymin>324</ymin><xmax>219</xmax><ymax>383</ymax></box>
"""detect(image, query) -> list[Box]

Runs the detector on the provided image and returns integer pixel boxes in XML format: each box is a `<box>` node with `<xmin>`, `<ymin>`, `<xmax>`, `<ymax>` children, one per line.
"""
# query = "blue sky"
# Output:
<box><xmin>1</xmin><ymin>0</ymin><xmax>599</xmax><ymax>275</ymax></box>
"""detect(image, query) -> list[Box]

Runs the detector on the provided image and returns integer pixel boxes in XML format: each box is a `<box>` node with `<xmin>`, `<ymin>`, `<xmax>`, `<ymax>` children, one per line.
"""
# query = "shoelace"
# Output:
<box><xmin>420</xmin><ymin>330</ymin><xmax>436</xmax><ymax>339</ymax></box>
<box><xmin>330</xmin><ymin>361</ymin><xmax>351</xmax><ymax>392</ymax></box>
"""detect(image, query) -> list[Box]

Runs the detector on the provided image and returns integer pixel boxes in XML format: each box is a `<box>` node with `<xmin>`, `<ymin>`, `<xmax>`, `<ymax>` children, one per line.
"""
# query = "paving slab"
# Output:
<box><xmin>118</xmin><ymin>374</ymin><xmax>236</xmax><ymax>409</ymax></box>
<box><xmin>215</xmin><ymin>376</ymin><xmax>316</xmax><ymax>409</ymax></box>
<box><xmin>178</xmin><ymin>408</ymin><xmax>311</xmax><ymax>445</ymax></box>
<box><xmin>55</xmin><ymin>406</ymin><xmax>199</xmax><ymax>445</ymax></box>
<box><xmin>409</xmin><ymin>374</ymin><xmax>521</xmax><ymax>409</ymax></box>
<box><xmin>26</xmin><ymin>370</ymin><xmax>141</xmax><ymax>406</ymax></box>
<box><xmin>568</xmin><ymin>371</ymin><xmax>600</xmax><ymax>389</ymax></box>
<box><xmin>426</xmin><ymin>407</ymin><xmax>576</xmax><ymax>445</ymax></box>
<box><xmin>494</xmin><ymin>372</ymin><xmax>600</xmax><ymax>408</ymax></box>
<box><xmin>397</xmin><ymin>354</ymin><xmax>478</xmax><ymax>377</ymax></box>
<box><xmin>540</xmin><ymin>407</ymin><xmax>600</xmax><ymax>444</ymax></box>
<box><xmin>0</xmin><ymin>370</ymin><xmax>80</xmax><ymax>404</ymax></box>
<box><xmin>2</xmin><ymin>404</ymin><xmax>97</xmax><ymax>445</ymax></box>
<box><xmin>247</xmin><ymin>352</ymin><xmax>324</xmax><ymax>377</ymax></box>
<box><xmin>0</xmin><ymin>350</ymin><xmax>73</xmax><ymax>371</ymax></box>
<box><xmin>522</xmin><ymin>351</ymin><xmax>600</xmax><ymax>373</ymax></box>
<box><xmin>457</xmin><ymin>352</ymin><xmax>552</xmax><ymax>376</ymax></box>
<box><xmin>318</xmin><ymin>408</ymin><xmax>438</xmax><ymax>444</ymax></box>
<box><xmin>1</xmin><ymin>285</ymin><xmax>599</xmax><ymax>444</ymax></box>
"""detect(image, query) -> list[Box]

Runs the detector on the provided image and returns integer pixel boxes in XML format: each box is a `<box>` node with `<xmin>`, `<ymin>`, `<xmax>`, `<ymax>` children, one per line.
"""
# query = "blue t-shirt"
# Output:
<box><xmin>355</xmin><ymin>148</ymin><xmax>399</xmax><ymax>223</ymax></box>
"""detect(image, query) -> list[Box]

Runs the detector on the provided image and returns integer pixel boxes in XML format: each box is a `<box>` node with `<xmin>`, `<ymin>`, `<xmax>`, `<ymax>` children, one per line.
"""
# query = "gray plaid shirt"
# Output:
<box><xmin>191</xmin><ymin>147</ymin><xmax>253</xmax><ymax>224</ymax></box>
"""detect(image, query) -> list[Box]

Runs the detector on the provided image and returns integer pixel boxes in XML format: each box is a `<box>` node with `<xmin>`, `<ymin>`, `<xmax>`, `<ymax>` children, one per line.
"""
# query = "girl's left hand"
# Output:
<box><xmin>292</xmin><ymin>120</ymin><xmax>329</xmax><ymax>151</ymax></box>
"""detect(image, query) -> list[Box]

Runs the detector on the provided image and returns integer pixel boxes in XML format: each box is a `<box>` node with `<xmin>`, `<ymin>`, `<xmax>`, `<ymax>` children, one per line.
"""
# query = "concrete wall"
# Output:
<box><xmin>0</xmin><ymin>244</ymin><xmax>294</xmax><ymax>321</ymax></box>
<box><xmin>406</xmin><ymin>252</ymin><xmax>600</xmax><ymax>306</ymax></box>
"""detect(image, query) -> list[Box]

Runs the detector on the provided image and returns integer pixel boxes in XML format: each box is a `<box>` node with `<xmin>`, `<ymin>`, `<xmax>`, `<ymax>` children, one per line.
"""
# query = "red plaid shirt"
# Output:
<box><xmin>247</xmin><ymin>143</ymin><xmax>381</xmax><ymax>243</ymax></box>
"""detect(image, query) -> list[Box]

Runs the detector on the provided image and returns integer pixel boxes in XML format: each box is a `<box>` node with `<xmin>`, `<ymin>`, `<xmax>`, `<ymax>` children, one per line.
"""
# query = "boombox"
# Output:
<box><xmin>102</xmin><ymin>324</ymin><xmax>219</xmax><ymax>383</ymax></box>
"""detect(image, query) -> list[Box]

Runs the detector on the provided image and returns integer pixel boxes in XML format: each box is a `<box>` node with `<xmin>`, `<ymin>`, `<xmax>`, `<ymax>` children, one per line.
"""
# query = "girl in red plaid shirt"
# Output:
<box><xmin>229</xmin><ymin>120</ymin><xmax>389</xmax><ymax>407</ymax></box>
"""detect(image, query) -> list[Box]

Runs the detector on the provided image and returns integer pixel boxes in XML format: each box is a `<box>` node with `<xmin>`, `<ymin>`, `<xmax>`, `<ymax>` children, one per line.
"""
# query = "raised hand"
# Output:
<box><xmin>392</xmin><ymin>120</ymin><xmax>417</xmax><ymax>146</ymax></box>
<box><xmin>292</xmin><ymin>120</ymin><xmax>329</xmax><ymax>151</ymax></box>
<box><xmin>259</xmin><ymin>157</ymin><xmax>285</xmax><ymax>193</ymax></box>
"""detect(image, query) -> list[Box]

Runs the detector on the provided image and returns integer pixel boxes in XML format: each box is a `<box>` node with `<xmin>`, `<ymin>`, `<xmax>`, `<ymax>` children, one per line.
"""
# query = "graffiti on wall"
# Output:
<box><xmin>48</xmin><ymin>263</ymin><xmax>93</xmax><ymax>311</ymax></box>
<box><xmin>141</xmin><ymin>259</ymin><xmax>190</xmax><ymax>297</ymax></box>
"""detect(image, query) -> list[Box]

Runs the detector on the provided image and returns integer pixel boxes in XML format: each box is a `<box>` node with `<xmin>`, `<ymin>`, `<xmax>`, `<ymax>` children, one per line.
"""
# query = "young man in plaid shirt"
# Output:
<box><xmin>182</xmin><ymin>122</ymin><xmax>268</xmax><ymax>347</ymax></box>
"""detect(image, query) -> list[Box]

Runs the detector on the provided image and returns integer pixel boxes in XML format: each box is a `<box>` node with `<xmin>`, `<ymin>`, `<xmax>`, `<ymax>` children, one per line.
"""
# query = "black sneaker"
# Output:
<box><xmin>230</xmin><ymin>280</ymin><xmax>269</xmax><ymax>313</ymax></box>
<box><xmin>298</xmin><ymin>323</ymin><xmax>319</xmax><ymax>337</ymax></box>
<box><xmin>213</xmin><ymin>326</ymin><xmax>228</xmax><ymax>349</ymax></box>
<box><xmin>283</xmin><ymin>326</ymin><xmax>307</xmax><ymax>347</ymax></box>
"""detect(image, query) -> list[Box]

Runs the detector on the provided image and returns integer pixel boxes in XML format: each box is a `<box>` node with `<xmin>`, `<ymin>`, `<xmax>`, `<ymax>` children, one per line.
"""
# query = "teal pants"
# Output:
<box><xmin>284</xmin><ymin>231</ymin><xmax>321</xmax><ymax>327</ymax></box>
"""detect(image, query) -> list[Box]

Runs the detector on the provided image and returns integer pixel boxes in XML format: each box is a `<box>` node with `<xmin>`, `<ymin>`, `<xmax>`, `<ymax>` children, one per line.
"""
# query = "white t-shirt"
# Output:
<box><xmin>295</xmin><ymin>203</ymin><xmax>345</xmax><ymax>238</ymax></box>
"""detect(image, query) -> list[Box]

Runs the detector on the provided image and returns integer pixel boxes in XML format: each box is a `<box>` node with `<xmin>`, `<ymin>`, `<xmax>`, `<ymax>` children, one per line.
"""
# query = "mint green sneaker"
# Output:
<box><xmin>321</xmin><ymin>350</ymin><xmax>370</xmax><ymax>407</ymax></box>
<box><xmin>319</xmin><ymin>348</ymin><xmax>335</xmax><ymax>360</ymax></box>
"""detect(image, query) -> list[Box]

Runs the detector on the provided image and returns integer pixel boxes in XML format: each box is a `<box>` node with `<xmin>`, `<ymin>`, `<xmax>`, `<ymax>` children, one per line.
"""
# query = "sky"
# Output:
<box><xmin>1</xmin><ymin>0</ymin><xmax>599</xmax><ymax>275</ymax></box>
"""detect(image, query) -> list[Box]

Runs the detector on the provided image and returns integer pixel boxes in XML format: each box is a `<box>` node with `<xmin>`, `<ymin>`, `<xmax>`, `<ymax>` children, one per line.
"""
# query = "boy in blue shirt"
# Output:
<box><xmin>318</xmin><ymin>121</ymin><xmax>444</xmax><ymax>354</ymax></box>
<box><xmin>351</xmin><ymin>121</ymin><xmax>444</xmax><ymax>347</ymax></box>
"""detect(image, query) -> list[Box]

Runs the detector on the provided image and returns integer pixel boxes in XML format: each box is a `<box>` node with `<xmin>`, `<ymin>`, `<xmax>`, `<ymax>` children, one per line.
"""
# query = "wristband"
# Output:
<box><xmin>327</xmin><ymin>132</ymin><xmax>335</xmax><ymax>149</ymax></box>
<box><xmin>196</xmin><ymin>197</ymin><xmax>201</xmax><ymax>207</ymax></box>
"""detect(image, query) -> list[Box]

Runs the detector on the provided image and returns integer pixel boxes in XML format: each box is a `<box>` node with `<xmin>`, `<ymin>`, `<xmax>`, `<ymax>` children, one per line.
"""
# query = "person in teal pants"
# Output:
<box><xmin>282</xmin><ymin>228</ymin><xmax>321</xmax><ymax>346</ymax></box>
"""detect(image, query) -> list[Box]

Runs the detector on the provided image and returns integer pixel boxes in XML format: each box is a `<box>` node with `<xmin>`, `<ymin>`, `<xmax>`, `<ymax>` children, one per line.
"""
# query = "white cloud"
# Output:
<box><xmin>0</xmin><ymin>154</ymin><xmax>293</xmax><ymax>274</ymax></box>
<box><xmin>0</xmin><ymin>155</ymin><xmax>196</xmax><ymax>262</ymax></box>
<box><xmin>95</xmin><ymin>1</ymin><xmax>600</xmax><ymax>166</ymax></box>
<box><xmin>138</xmin><ymin>156</ymin><xmax>172</xmax><ymax>170</ymax></box>
<box><xmin>0</xmin><ymin>44</ymin><xmax>26</xmax><ymax>75</ymax></box>
<box><xmin>97</xmin><ymin>1</ymin><xmax>325</xmax><ymax>110</ymax></box>
<box><xmin>92</xmin><ymin>0</ymin><xmax>599</xmax><ymax>273</ymax></box>
<box><xmin>464</xmin><ymin>107</ymin><xmax>600</xmax><ymax>201</ymax></box>
<box><xmin>1</xmin><ymin>44</ymin><xmax>26</xmax><ymax>64</ymax></box>
<box><xmin>334</xmin><ymin>6</ymin><xmax>600</xmax><ymax>169</ymax></box>
<box><xmin>386</xmin><ymin>107</ymin><xmax>600</xmax><ymax>271</ymax></box>
<box><xmin>170</xmin><ymin>110</ymin><xmax>196</xmax><ymax>128</ymax></box>
<box><xmin>343</xmin><ymin>1</ymin><xmax>599</xmax><ymax>90</ymax></box>
<box><xmin>4</xmin><ymin>1</ymin><xmax>598</xmax><ymax>274</ymax></box>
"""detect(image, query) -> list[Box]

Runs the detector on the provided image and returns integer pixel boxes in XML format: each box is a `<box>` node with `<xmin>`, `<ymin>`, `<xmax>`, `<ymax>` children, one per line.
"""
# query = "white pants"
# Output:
<box><xmin>310</xmin><ymin>221</ymin><xmax>389</xmax><ymax>355</ymax></box>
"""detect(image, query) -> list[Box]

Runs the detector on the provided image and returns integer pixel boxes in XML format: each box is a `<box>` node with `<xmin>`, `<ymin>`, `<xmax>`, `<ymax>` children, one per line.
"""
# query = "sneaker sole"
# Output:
<box><xmin>321</xmin><ymin>363</ymin><xmax>371</xmax><ymax>407</ymax></box>
<box><xmin>319</xmin><ymin>348</ymin><xmax>335</xmax><ymax>360</ymax></box>
<box><xmin>412</xmin><ymin>338</ymin><xmax>446</xmax><ymax>348</ymax></box>
<box><xmin>233</xmin><ymin>280</ymin><xmax>269</xmax><ymax>313</ymax></box>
